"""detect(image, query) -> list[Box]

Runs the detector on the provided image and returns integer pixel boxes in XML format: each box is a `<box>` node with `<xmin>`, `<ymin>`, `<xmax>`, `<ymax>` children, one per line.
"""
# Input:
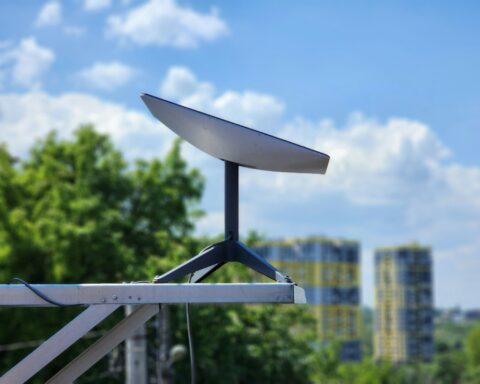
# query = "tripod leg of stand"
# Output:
<box><xmin>190</xmin><ymin>263</ymin><xmax>225</xmax><ymax>283</ymax></box>
<box><xmin>234</xmin><ymin>241</ymin><xmax>292</xmax><ymax>283</ymax></box>
<box><xmin>154</xmin><ymin>243</ymin><xmax>226</xmax><ymax>283</ymax></box>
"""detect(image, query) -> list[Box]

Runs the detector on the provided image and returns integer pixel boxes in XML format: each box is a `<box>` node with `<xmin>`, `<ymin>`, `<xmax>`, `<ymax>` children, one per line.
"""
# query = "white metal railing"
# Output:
<box><xmin>0</xmin><ymin>283</ymin><xmax>305</xmax><ymax>383</ymax></box>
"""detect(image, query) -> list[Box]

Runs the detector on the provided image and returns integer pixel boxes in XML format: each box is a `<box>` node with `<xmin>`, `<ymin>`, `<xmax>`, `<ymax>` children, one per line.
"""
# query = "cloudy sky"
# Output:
<box><xmin>0</xmin><ymin>0</ymin><xmax>479</xmax><ymax>308</ymax></box>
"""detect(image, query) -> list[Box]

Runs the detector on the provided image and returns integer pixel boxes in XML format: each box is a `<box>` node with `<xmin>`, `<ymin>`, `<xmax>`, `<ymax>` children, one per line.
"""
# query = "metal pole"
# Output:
<box><xmin>125</xmin><ymin>305</ymin><xmax>147</xmax><ymax>384</ymax></box>
<box><xmin>224</xmin><ymin>161</ymin><xmax>239</xmax><ymax>241</ymax></box>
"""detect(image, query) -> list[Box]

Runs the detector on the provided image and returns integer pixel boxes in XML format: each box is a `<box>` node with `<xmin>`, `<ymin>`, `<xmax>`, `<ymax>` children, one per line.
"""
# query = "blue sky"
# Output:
<box><xmin>0</xmin><ymin>0</ymin><xmax>479</xmax><ymax>308</ymax></box>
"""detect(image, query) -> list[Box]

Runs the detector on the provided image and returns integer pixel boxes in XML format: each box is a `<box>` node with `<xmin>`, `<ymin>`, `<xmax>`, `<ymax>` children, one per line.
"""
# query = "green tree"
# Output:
<box><xmin>0</xmin><ymin>126</ymin><xmax>204</xmax><ymax>284</ymax></box>
<box><xmin>466</xmin><ymin>324</ymin><xmax>480</xmax><ymax>369</ymax></box>
<box><xmin>339</xmin><ymin>358</ymin><xmax>398</xmax><ymax>384</ymax></box>
<box><xmin>465</xmin><ymin>324</ymin><xmax>480</xmax><ymax>383</ymax></box>
<box><xmin>432</xmin><ymin>351</ymin><xmax>464</xmax><ymax>384</ymax></box>
<box><xmin>0</xmin><ymin>126</ymin><xmax>203</xmax><ymax>382</ymax></box>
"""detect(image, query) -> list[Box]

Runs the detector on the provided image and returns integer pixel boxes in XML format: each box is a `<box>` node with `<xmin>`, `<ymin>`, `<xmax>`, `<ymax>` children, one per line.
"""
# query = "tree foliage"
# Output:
<box><xmin>0</xmin><ymin>126</ymin><xmax>203</xmax><ymax>381</ymax></box>
<box><xmin>466</xmin><ymin>324</ymin><xmax>480</xmax><ymax>369</ymax></box>
<box><xmin>0</xmin><ymin>126</ymin><xmax>204</xmax><ymax>285</ymax></box>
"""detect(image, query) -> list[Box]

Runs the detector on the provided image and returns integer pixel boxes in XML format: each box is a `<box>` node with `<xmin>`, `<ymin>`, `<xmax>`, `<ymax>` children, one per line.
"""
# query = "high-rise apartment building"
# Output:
<box><xmin>255</xmin><ymin>236</ymin><xmax>361</xmax><ymax>361</ymax></box>
<box><xmin>374</xmin><ymin>244</ymin><xmax>434</xmax><ymax>363</ymax></box>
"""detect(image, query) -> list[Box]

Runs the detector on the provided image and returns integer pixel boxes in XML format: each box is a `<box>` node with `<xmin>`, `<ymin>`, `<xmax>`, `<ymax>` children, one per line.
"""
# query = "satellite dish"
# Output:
<box><xmin>141</xmin><ymin>93</ymin><xmax>330</xmax><ymax>284</ymax></box>
<box><xmin>141</xmin><ymin>93</ymin><xmax>329</xmax><ymax>174</ymax></box>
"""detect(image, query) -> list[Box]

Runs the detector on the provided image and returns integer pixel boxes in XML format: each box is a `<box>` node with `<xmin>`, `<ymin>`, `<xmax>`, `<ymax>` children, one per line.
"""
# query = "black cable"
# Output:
<box><xmin>10</xmin><ymin>277</ymin><xmax>72</xmax><ymax>307</ymax></box>
<box><xmin>183</xmin><ymin>236</ymin><xmax>233</xmax><ymax>384</ymax></box>
<box><xmin>155</xmin><ymin>237</ymin><xmax>232</xmax><ymax>382</ymax></box>
<box><xmin>186</xmin><ymin>273</ymin><xmax>196</xmax><ymax>384</ymax></box>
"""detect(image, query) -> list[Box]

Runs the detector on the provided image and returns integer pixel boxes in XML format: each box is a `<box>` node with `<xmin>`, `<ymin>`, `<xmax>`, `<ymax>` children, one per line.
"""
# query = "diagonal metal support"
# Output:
<box><xmin>46</xmin><ymin>304</ymin><xmax>159</xmax><ymax>384</ymax></box>
<box><xmin>156</xmin><ymin>240</ymin><xmax>291</xmax><ymax>284</ymax></box>
<box><xmin>154</xmin><ymin>243</ymin><xmax>226</xmax><ymax>283</ymax></box>
<box><xmin>0</xmin><ymin>304</ymin><xmax>119</xmax><ymax>384</ymax></box>
<box><xmin>190</xmin><ymin>262</ymin><xmax>225</xmax><ymax>283</ymax></box>
<box><xmin>234</xmin><ymin>241</ymin><xmax>291</xmax><ymax>282</ymax></box>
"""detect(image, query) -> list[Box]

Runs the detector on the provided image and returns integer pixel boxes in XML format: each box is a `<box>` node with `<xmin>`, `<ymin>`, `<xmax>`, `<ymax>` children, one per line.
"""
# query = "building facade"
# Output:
<box><xmin>374</xmin><ymin>244</ymin><xmax>434</xmax><ymax>363</ymax></box>
<box><xmin>255</xmin><ymin>237</ymin><xmax>361</xmax><ymax>361</ymax></box>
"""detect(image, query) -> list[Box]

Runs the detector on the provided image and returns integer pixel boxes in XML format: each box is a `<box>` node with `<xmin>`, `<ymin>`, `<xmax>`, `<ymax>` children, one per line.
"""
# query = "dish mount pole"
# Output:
<box><xmin>153</xmin><ymin>161</ymin><xmax>291</xmax><ymax>284</ymax></box>
<box><xmin>225</xmin><ymin>161</ymin><xmax>239</xmax><ymax>242</ymax></box>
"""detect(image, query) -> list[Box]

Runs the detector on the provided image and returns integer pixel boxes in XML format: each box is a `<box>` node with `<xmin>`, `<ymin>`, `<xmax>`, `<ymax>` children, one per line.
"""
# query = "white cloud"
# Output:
<box><xmin>239</xmin><ymin>112</ymin><xmax>480</xmax><ymax>244</ymax></box>
<box><xmin>0</xmin><ymin>37</ymin><xmax>54</xmax><ymax>89</ymax></box>
<box><xmin>252</xmin><ymin>114</ymin><xmax>451</xmax><ymax>205</ymax></box>
<box><xmin>160</xmin><ymin>66</ymin><xmax>285</xmax><ymax>130</ymax></box>
<box><xmin>161</xmin><ymin>66</ymin><xmax>213</xmax><ymax>101</ymax></box>
<box><xmin>84</xmin><ymin>0</ymin><xmax>112</xmax><ymax>11</ymax></box>
<box><xmin>35</xmin><ymin>1</ymin><xmax>62</xmax><ymax>28</ymax></box>
<box><xmin>0</xmin><ymin>91</ymin><xmax>173</xmax><ymax>158</ymax></box>
<box><xmin>106</xmin><ymin>0</ymin><xmax>228</xmax><ymax>48</ymax></box>
<box><xmin>77</xmin><ymin>61</ymin><xmax>136</xmax><ymax>91</ymax></box>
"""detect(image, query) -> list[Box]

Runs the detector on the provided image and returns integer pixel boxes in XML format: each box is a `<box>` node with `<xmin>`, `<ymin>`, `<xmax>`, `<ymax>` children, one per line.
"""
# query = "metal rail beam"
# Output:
<box><xmin>0</xmin><ymin>283</ymin><xmax>306</xmax><ymax>306</ymax></box>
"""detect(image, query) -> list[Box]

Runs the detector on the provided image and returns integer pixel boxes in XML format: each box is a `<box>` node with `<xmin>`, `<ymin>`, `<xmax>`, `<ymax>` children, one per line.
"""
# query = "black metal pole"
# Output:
<box><xmin>224</xmin><ymin>161</ymin><xmax>239</xmax><ymax>241</ymax></box>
